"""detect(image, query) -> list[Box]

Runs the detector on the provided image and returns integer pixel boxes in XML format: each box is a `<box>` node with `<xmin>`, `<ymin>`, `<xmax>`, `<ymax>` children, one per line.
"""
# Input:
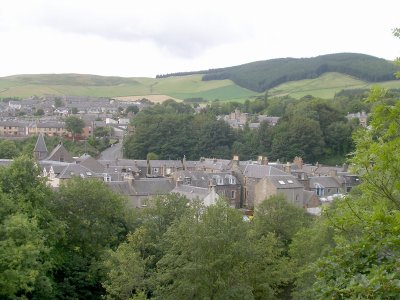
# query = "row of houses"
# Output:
<box><xmin>0</xmin><ymin>116</ymin><xmax>131</xmax><ymax>139</ymax></box>
<box><xmin>32</xmin><ymin>135</ymin><xmax>359</xmax><ymax>214</ymax></box>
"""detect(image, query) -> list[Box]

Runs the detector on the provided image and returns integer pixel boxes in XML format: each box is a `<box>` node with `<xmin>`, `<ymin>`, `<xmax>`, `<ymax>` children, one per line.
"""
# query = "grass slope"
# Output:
<box><xmin>0</xmin><ymin>74</ymin><xmax>258</xmax><ymax>101</ymax></box>
<box><xmin>269</xmin><ymin>72</ymin><xmax>400</xmax><ymax>99</ymax></box>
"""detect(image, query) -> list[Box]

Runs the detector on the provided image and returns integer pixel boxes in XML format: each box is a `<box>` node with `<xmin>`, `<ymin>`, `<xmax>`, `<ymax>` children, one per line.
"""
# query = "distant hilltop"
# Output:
<box><xmin>157</xmin><ymin>53</ymin><xmax>400</xmax><ymax>92</ymax></box>
<box><xmin>1</xmin><ymin>53</ymin><xmax>399</xmax><ymax>100</ymax></box>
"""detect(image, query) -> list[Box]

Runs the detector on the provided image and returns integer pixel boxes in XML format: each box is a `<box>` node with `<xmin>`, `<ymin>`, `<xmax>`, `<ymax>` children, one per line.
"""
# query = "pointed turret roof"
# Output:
<box><xmin>34</xmin><ymin>134</ymin><xmax>48</xmax><ymax>160</ymax></box>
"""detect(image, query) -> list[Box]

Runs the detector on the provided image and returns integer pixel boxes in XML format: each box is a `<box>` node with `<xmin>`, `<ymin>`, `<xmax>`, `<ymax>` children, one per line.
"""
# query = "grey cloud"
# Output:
<box><xmin>29</xmin><ymin>2</ymin><xmax>250</xmax><ymax>58</ymax></box>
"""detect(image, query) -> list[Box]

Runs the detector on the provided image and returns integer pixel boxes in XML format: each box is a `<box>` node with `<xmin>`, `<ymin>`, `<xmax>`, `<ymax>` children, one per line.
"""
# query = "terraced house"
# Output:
<box><xmin>28</xmin><ymin>121</ymin><xmax>67</xmax><ymax>137</ymax></box>
<box><xmin>0</xmin><ymin>121</ymin><xmax>29</xmax><ymax>137</ymax></box>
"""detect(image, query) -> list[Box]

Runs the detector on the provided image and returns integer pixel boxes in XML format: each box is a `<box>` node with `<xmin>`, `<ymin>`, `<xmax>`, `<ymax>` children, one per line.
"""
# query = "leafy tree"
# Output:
<box><xmin>34</xmin><ymin>108</ymin><xmax>45</xmax><ymax>116</ymax></box>
<box><xmin>271</xmin><ymin>117</ymin><xmax>325</xmax><ymax>162</ymax></box>
<box><xmin>155</xmin><ymin>200</ymin><xmax>254</xmax><ymax>299</ymax></box>
<box><xmin>65</xmin><ymin>116</ymin><xmax>85</xmax><ymax>141</ymax></box>
<box><xmin>310</xmin><ymin>77</ymin><xmax>400</xmax><ymax>298</ymax></box>
<box><xmin>0</xmin><ymin>140</ymin><xmax>19</xmax><ymax>158</ymax></box>
<box><xmin>126</xmin><ymin>105</ymin><xmax>139</xmax><ymax>114</ymax></box>
<box><xmin>52</xmin><ymin>178</ymin><xmax>132</xmax><ymax>299</ymax></box>
<box><xmin>253</xmin><ymin>194</ymin><xmax>312</xmax><ymax>247</ymax></box>
<box><xmin>54</xmin><ymin>97</ymin><xmax>65</xmax><ymax>108</ymax></box>
<box><xmin>0</xmin><ymin>156</ymin><xmax>61</xmax><ymax>299</ymax></box>
<box><xmin>102</xmin><ymin>194</ymin><xmax>190</xmax><ymax>298</ymax></box>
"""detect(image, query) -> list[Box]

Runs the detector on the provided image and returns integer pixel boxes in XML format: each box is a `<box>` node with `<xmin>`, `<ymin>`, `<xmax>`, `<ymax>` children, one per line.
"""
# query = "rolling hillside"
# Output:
<box><xmin>1</xmin><ymin>53</ymin><xmax>399</xmax><ymax>101</ymax></box>
<box><xmin>161</xmin><ymin>53</ymin><xmax>400</xmax><ymax>92</ymax></box>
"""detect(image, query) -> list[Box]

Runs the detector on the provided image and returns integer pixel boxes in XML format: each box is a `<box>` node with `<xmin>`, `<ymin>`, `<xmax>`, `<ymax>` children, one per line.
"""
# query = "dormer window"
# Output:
<box><xmin>217</xmin><ymin>177</ymin><xmax>224</xmax><ymax>185</ymax></box>
<box><xmin>228</xmin><ymin>176</ymin><xmax>236</xmax><ymax>184</ymax></box>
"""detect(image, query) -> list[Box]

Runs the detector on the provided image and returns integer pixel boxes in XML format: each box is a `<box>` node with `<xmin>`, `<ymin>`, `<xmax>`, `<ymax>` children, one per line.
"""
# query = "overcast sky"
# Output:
<box><xmin>1</xmin><ymin>0</ymin><xmax>398</xmax><ymax>78</ymax></box>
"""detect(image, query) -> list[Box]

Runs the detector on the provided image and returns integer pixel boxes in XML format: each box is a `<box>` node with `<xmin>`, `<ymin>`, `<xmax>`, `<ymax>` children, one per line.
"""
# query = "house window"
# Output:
<box><xmin>217</xmin><ymin>177</ymin><xmax>224</xmax><ymax>185</ymax></box>
<box><xmin>231</xmin><ymin>190</ymin><xmax>236</xmax><ymax>199</ymax></box>
<box><xmin>315</xmin><ymin>184</ymin><xmax>324</xmax><ymax>196</ymax></box>
<box><xmin>152</xmin><ymin>167</ymin><xmax>159</xmax><ymax>174</ymax></box>
<box><xmin>229</xmin><ymin>176</ymin><xmax>236</xmax><ymax>184</ymax></box>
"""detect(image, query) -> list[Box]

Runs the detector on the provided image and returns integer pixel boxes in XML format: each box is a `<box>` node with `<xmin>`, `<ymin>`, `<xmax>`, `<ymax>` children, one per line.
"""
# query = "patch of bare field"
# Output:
<box><xmin>113</xmin><ymin>95</ymin><xmax>182</xmax><ymax>103</ymax></box>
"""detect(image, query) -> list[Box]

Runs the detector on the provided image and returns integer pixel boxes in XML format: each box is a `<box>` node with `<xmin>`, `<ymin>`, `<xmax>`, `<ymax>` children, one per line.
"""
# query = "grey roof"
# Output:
<box><xmin>131</xmin><ymin>178</ymin><xmax>174</xmax><ymax>195</ymax></box>
<box><xmin>46</xmin><ymin>144</ymin><xmax>75</xmax><ymax>163</ymax></box>
<box><xmin>99</xmin><ymin>159</ymin><xmax>142</xmax><ymax>173</ymax></box>
<box><xmin>106</xmin><ymin>181</ymin><xmax>136</xmax><ymax>196</ymax></box>
<box><xmin>309</xmin><ymin>176</ymin><xmax>341</xmax><ymax>188</ymax></box>
<box><xmin>195</xmin><ymin>158</ymin><xmax>231</xmax><ymax>171</ymax></box>
<box><xmin>76</xmin><ymin>154</ymin><xmax>105</xmax><ymax>173</ymax></box>
<box><xmin>35</xmin><ymin>122</ymin><xmax>65</xmax><ymax>128</ymax></box>
<box><xmin>173</xmin><ymin>170</ymin><xmax>238</xmax><ymax>188</ymax></box>
<box><xmin>57</xmin><ymin>164</ymin><xmax>101</xmax><ymax>179</ymax></box>
<box><xmin>265</xmin><ymin>175</ymin><xmax>304</xmax><ymax>189</ymax></box>
<box><xmin>148</xmin><ymin>160</ymin><xmax>183</xmax><ymax>168</ymax></box>
<box><xmin>34</xmin><ymin>134</ymin><xmax>48</xmax><ymax>153</ymax></box>
<box><xmin>171</xmin><ymin>185</ymin><xmax>210</xmax><ymax>201</ymax></box>
<box><xmin>0</xmin><ymin>121</ymin><xmax>28</xmax><ymax>127</ymax></box>
<box><xmin>243</xmin><ymin>164</ymin><xmax>288</xmax><ymax>178</ymax></box>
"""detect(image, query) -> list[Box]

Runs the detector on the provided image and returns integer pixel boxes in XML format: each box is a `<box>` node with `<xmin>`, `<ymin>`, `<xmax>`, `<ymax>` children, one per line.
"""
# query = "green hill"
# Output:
<box><xmin>160</xmin><ymin>53</ymin><xmax>400</xmax><ymax>92</ymax></box>
<box><xmin>1</xmin><ymin>53</ymin><xmax>399</xmax><ymax>101</ymax></box>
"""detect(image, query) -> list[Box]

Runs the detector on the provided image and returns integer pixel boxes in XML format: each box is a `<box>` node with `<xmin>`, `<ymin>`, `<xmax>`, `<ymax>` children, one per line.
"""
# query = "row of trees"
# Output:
<box><xmin>123</xmin><ymin>97</ymin><xmax>359</xmax><ymax>164</ymax></box>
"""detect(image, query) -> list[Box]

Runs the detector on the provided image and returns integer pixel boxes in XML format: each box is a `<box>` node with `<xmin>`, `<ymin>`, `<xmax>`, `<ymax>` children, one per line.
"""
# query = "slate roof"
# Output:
<box><xmin>0</xmin><ymin>121</ymin><xmax>28</xmax><ymax>127</ymax></box>
<box><xmin>106</xmin><ymin>181</ymin><xmax>136</xmax><ymax>196</ymax></box>
<box><xmin>34</xmin><ymin>134</ymin><xmax>48</xmax><ymax>153</ymax></box>
<box><xmin>131</xmin><ymin>178</ymin><xmax>175</xmax><ymax>195</ymax></box>
<box><xmin>309</xmin><ymin>176</ymin><xmax>341</xmax><ymax>188</ymax></box>
<box><xmin>35</xmin><ymin>122</ymin><xmax>65</xmax><ymax>128</ymax></box>
<box><xmin>57</xmin><ymin>164</ymin><xmax>101</xmax><ymax>179</ymax></box>
<box><xmin>149</xmin><ymin>160</ymin><xmax>183</xmax><ymax>168</ymax></box>
<box><xmin>76</xmin><ymin>154</ymin><xmax>105</xmax><ymax>173</ymax></box>
<box><xmin>171</xmin><ymin>185</ymin><xmax>210</xmax><ymax>201</ymax></box>
<box><xmin>46</xmin><ymin>144</ymin><xmax>75</xmax><ymax>163</ymax></box>
<box><xmin>266</xmin><ymin>175</ymin><xmax>304</xmax><ymax>189</ymax></box>
<box><xmin>174</xmin><ymin>170</ymin><xmax>238</xmax><ymax>188</ymax></box>
<box><xmin>242</xmin><ymin>164</ymin><xmax>288</xmax><ymax>178</ymax></box>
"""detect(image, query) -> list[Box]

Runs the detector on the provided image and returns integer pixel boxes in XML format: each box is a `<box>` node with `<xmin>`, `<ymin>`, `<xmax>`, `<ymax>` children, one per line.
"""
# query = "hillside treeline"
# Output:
<box><xmin>123</xmin><ymin>94</ymin><xmax>376</xmax><ymax>164</ymax></box>
<box><xmin>157</xmin><ymin>53</ymin><xmax>400</xmax><ymax>92</ymax></box>
<box><xmin>2</xmin><ymin>87</ymin><xmax>400</xmax><ymax>299</ymax></box>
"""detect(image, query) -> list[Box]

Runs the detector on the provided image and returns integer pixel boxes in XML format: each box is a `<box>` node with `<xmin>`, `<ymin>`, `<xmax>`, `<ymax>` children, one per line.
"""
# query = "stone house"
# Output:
<box><xmin>0</xmin><ymin>121</ymin><xmax>29</xmax><ymax>137</ymax></box>
<box><xmin>172</xmin><ymin>170</ymin><xmax>241</xmax><ymax>208</ymax></box>
<box><xmin>29</xmin><ymin>122</ymin><xmax>66</xmax><ymax>137</ymax></box>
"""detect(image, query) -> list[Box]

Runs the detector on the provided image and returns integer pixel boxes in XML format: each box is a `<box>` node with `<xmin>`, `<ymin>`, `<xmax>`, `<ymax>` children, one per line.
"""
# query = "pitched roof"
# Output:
<box><xmin>242</xmin><ymin>164</ymin><xmax>288</xmax><ymax>178</ymax></box>
<box><xmin>76</xmin><ymin>154</ymin><xmax>105</xmax><ymax>173</ymax></box>
<box><xmin>309</xmin><ymin>176</ymin><xmax>341</xmax><ymax>188</ymax></box>
<box><xmin>131</xmin><ymin>178</ymin><xmax>174</xmax><ymax>195</ymax></box>
<box><xmin>171</xmin><ymin>185</ymin><xmax>210</xmax><ymax>201</ymax></box>
<box><xmin>46</xmin><ymin>143</ymin><xmax>75</xmax><ymax>163</ymax></box>
<box><xmin>148</xmin><ymin>160</ymin><xmax>183</xmax><ymax>168</ymax></box>
<box><xmin>265</xmin><ymin>175</ymin><xmax>304</xmax><ymax>189</ymax></box>
<box><xmin>34</xmin><ymin>134</ymin><xmax>48</xmax><ymax>154</ymax></box>
<box><xmin>57</xmin><ymin>164</ymin><xmax>100</xmax><ymax>179</ymax></box>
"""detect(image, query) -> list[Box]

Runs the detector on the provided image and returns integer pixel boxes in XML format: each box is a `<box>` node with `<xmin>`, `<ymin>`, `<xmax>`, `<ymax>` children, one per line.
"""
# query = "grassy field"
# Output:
<box><xmin>0</xmin><ymin>74</ymin><xmax>258</xmax><ymax>101</ymax></box>
<box><xmin>1</xmin><ymin>72</ymin><xmax>399</xmax><ymax>102</ymax></box>
<box><xmin>269</xmin><ymin>72</ymin><xmax>400</xmax><ymax>99</ymax></box>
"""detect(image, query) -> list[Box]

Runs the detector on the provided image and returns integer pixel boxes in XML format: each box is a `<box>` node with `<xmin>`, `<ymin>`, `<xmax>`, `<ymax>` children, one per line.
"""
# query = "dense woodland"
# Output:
<box><xmin>157</xmin><ymin>53</ymin><xmax>400</xmax><ymax>92</ymax></box>
<box><xmin>122</xmin><ymin>90</ymin><xmax>381</xmax><ymax>164</ymax></box>
<box><xmin>1</xmin><ymin>84</ymin><xmax>400</xmax><ymax>299</ymax></box>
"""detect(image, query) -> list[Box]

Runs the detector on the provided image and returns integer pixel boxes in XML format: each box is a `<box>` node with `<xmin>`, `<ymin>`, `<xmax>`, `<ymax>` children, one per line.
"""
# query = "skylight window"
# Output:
<box><xmin>287</xmin><ymin>180</ymin><xmax>294</xmax><ymax>184</ymax></box>
<box><xmin>278</xmin><ymin>180</ymin><xmax>285</xmax><ymax>185</ymax></box>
